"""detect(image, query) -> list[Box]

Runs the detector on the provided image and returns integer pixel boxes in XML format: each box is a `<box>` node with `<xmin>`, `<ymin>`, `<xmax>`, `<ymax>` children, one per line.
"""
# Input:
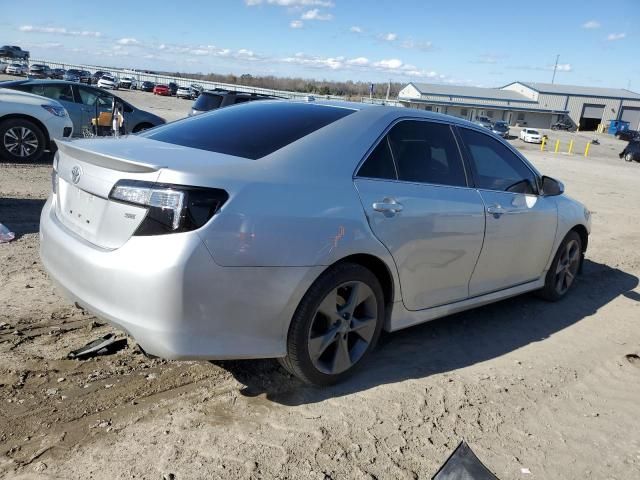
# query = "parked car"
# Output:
<box><xmin>619</xmin><ymin>139</ymin><xmax>640</xmax><ymax>162</ymax></box>
<box><xmin>474</xmin><ymin>116</ymin><xmax>493</xmax><ymax>128</ymax></box>
<box><xmin>491</xmin><ymin>120</ymin><xmax>510</xmax><ymax>138</ymax></box>
<box><xmin>5</xmin><ymin>63</ymin><xmax>27</xmax><ymax>76</ymax></box>
<box><xmin>50</xmin><ymin>68</ymin><xmax>66</xmax><ymax>80</ymax></box>
<box><xmin>153</xmin><ymin>84</ymin><xmax>170</xmax><ymax>96</ymax></box>
<box><xmin>119</xmin><ymin>76</ymin><xmax>138</xmax><ymax>89</ymax></box>
<box><xmin>168</xmin><ymin>82</ymin><xmax>178</xmax><ymax>96</ymax></box>
<box><xmin>616</xmin><ymin>130</ymin><xmax>639</xmax><ymax>142</ymax></box>
<box><xmin>520</xmin><ymin>128</ymin><xmax>543</xmax><ymax>143</ymax></box>
<box><xmin>188</xmin><ymin>90</ymin><xmax>275</xmax><ymax>116</ymax></box>
<box><xmin>0</xmin><ymin>59</ymin><xmax>9</xmax><ymax>73</ymax></box>
<box><xmin>190</xmin><ymin>84</ymin><xmax>203</xmax><ymax>97</ymax></box>
<box><xmin>551</xmin><ymin>119</ymin><xmax>574</xmax><ymax>131</ymax></box>
<box><xmin>1</xmin><ymin>80</ymin><xmax>165</xmax><ymax>136</ymax></box>
<box><xmin>91</xmin><ymin>71</ymin><xmax>111</xmax><ymax>85</ymax></box>
<box><xmin>140</xmin><ymin>81</ymin><xmax>155</xmax><ymax>92</ymax></box>
<box><xmin>0</xmin><ymin>45</ymin><xmax>30</xmax><ymax>60</ymax></box>
<box><xmin>0</xmin><ymin>88</ymin><xmax>72</xmax><ymax>162</ymax></box>
<box><xmin>97</xmin><ymin>74</ymin><xmax>119</xmax><ymax>90</ymax></box>
<box><xmin>176</xmin><ymin>86</ymin><xmax>193</xmax><ymax>99</ymax></box>
<box><xmin>28</xmin><ymin>64</ymin><xmax>51</xmax><ymax>79</ymax></box>
<box><xmin>39</xmin><ymin>101</ymin><xmax>590</xmax><ymax>385</ymax></box>
<box><xmin>63</xmin><ymin>69</ymin><xmax>91</xmax><ymax>84</ymax></box>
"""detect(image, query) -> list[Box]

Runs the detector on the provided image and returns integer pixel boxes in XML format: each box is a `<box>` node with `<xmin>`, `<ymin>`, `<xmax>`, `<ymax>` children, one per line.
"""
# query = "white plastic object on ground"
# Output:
<box><xmin>0</xmin><ymin>223</ymin><xmax>15</xmax><ymax>243</ymax></box>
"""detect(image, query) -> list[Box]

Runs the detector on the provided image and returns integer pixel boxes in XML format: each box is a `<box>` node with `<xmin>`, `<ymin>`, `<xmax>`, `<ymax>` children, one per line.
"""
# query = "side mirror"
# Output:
<box><xmin>541</xmin><ymin>176</ymin><xmax>564</xmax><ymax>196</ymax></box>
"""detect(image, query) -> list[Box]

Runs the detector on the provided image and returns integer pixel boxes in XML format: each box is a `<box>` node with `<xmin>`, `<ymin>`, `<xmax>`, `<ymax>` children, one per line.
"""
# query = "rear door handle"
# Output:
<box><xmin>373</xmin><ymin>198</ymin><xmax>403</xmax><ymax>216</ymax></box>
<box><xmin>486</xmin><ymin>204</ymin><xmax>506</xmax><ymax>216</ymax></box>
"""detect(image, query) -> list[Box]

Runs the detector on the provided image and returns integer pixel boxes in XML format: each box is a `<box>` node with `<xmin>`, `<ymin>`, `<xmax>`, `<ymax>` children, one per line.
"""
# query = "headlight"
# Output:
<box><xmin>41</xmin><ymin>105</ymin><xmax>67</xmax><ymax>117</ymax></box>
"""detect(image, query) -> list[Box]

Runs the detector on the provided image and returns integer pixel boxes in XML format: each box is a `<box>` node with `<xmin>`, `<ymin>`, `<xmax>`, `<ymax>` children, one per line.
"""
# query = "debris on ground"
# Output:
<box><xmin>67</xmin><ymin>333</ymin><xmax>127</xmax><ymax>359</ymax></box>
<box><xmin>432</xmin><ymin>441</ymin><xmax>499</xmax><ymax>479</ymax></box>
<box><xmin>0</xmin><ymin>223</ymin><xmax>15</xmax><ymax>243</ymax></box>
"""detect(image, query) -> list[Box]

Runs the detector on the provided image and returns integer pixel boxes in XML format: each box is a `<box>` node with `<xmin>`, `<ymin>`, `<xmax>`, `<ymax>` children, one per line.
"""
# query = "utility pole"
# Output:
<box><xmin>386</xmin><ymin>79</ymin><xmax>391</xmax><ymax>101</ymax></box>
<box><xmin>551</xmin><ymin>54</ymin><xmax>560</xmax><ymax>84</ymax></box>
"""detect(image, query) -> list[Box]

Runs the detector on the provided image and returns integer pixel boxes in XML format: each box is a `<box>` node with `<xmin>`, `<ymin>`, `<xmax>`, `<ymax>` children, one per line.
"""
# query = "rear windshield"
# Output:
<box><xmin>142</xmin><ymin>101</ymin><xmax>355</xmax><ymax>159</ymax></box>
<box><xmin>193</xmin><ymin>93</ymin><xmax>223</xmax><ymax>111</ymax></box>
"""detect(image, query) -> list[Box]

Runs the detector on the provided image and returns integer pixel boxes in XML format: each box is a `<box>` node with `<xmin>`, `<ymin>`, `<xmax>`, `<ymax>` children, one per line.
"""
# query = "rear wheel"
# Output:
<box><xmin>625</xmin><ymin>152</ymin><xmax>634</xmax><ymax>162</ymax></box>
<box><xmin>538</xmin><ymin>231</ymin><xmax>582</xmax><ymax>301</ymax></box>
<box><xmin>280</xmin><ymin>263</ymin><xmax>384</xmax><ymax>385</ymax></box>
<box><xmin>0</xmin><ymin>118</ymin><xmax>46</xmax><ymax>162</ymax></box>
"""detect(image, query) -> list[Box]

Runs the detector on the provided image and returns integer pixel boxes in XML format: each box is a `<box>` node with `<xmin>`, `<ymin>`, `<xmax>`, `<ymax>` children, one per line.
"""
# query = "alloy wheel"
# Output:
<box><xmin>625</xmin><ymin>153</ymin><xmax>633</xmax><ymax>162</ymax></box>
<box><xmin>308</xmin><ymin>281</ymin><xmax>378</xmax><ymax>375</ymax></box>
<box><xmin>4</xmin><ymin>126</ymin><xmax>39</xmax><ymax>158</ymax></box>
<box><xmin>554</xmin><ymin>239</ymin><xmax>580</xmax><ymax>295</ymax></box>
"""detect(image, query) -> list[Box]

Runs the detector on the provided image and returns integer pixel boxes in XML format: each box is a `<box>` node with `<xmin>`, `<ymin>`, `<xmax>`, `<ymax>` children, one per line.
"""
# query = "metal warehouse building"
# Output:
<box><xmin>398</xmin><ymin>81</ymin><xmax>640</xmax><ymax>131</ymax></box>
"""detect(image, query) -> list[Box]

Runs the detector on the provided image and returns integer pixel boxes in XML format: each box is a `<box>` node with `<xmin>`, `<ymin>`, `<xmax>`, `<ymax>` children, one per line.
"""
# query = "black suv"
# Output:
<box><xmin>0</xmin><ymin>45</ymin><xmax>29</xmax><ymax>60</ymax></box>
<box><xmin>189</xmin><ymin>89</ymin><xmax>276</xmax><ymax>116</ymax></box>
<box><xmin>551</xmin><ymin>118</ymin><xmax>575</xmax><ymax>131</ymax></box>
<box><xmin>620</xmin><ymin>139</ymin><xmax>640</xmax><ymax>163</ymax></box>
<box><xmin>616</xmin><ymin>130</ymin><xmax>639</xmax><ymax>142</ymax></box>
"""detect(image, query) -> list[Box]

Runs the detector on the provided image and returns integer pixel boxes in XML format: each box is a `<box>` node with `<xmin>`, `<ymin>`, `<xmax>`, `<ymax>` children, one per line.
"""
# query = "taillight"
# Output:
<box><xmin>109</xmin><ymin>180</ymin><xmax>228</xmax><ymax>236</ymax></box>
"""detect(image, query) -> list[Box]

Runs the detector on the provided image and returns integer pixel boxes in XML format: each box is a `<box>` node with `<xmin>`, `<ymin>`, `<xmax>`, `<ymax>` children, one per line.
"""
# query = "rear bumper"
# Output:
<box><xmin>39</xmin><ymin>197</ymin><xmax>322</xmax><ymax>359</ymax></box>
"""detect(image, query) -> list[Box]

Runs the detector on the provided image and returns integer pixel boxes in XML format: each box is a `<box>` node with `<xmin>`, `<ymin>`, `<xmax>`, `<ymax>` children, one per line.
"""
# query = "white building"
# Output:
<box><xmin>398</xmin><ymin>81</ymin><xmax>640</xmax><ymax>131</ymax></box>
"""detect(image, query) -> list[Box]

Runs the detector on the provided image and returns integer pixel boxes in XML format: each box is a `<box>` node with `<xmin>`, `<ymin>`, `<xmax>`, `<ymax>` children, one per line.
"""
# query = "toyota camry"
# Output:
<box><xmin>40</xmin><ymin>100</ymin><xmax>591</xmax><ymax>385</ymax></box>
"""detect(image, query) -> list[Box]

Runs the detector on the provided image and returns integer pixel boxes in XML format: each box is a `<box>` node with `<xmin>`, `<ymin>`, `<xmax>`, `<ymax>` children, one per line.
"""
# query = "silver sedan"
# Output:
<box><xmin>40</xmin><ymin>100</ymin><xmax>591</xmax><ymax>385</ymax></box>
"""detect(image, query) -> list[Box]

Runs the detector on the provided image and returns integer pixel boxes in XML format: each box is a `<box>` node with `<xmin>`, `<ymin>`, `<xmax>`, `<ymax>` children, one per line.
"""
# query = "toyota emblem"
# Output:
<box><xmin>71</xmin><ymin>166</ymin><xmax>82</xmax><ymax>184</ymax></box>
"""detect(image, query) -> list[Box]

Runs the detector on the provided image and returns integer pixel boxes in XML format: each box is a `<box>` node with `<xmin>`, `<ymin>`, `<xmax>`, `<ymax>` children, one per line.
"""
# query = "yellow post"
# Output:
<box><xmin>554</xmin><ymin>139</ymin><xmax>560</xmax><ymax>153</ymax></box>
<box><xmin>584</xmin><ymin>142</ymin><xmax>591</xmax><ymax>157</ymax></box>
<box><xmin>568</xmin><ymin>139</ymin><xmax>574</xmax><ymax>154</ymax></box>
<box><xmin>540</xmin><ymin>137</ymin><xmax>546</xmax><ymax>151</ymax></box>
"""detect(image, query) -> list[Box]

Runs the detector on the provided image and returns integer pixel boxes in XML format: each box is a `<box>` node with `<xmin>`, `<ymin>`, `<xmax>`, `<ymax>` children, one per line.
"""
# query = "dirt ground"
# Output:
<box><xmin>1</xmin><ymin>82</ymin><xmax>640</xmax><ymax>479</ymax></box>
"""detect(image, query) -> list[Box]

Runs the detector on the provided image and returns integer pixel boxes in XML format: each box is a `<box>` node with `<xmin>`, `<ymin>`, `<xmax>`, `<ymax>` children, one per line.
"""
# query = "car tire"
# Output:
<box><xmin>537</xmin><ymin>231</ymin><xmax>582</xmax><ymax>302</ymax></box>
<box><xmin>0</xmin><ymin>118</ymin><xmax>46</xmax><ymax>163</ymax></box>
<box><xmin>625</xmin><ymin>152</ymin><xmax>634</xmax><ymax>162</ymax></box>
<box><xmin>280</xmin><ymin>262</ymin><xmax>385</xmax><ymax>386</ymax></box>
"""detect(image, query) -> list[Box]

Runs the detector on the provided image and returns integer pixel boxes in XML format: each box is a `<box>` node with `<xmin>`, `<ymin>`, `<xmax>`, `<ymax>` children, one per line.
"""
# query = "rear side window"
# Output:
<box><xmin>142</xmin><ymin>102</ymin><xmax>355</xmax><ymax>159</ymax></box>
<box><xmin>459</xmin><ymin>128</ymin><xmax>537</xmax><ymax>194</ymax></box>
<box><xmin>357</xmin><ymin>139</ymin><xmax>397</xmax><ymax>180</ymax></box>
<box><xmin>387</xmin><ymin>120</ymin><xmax>467</xmax><ymax>187</ymax></box>
<box><xmin>193</xmin><ymin>93</ymin><xmax>223</xmax><ymax>111</ymax></box>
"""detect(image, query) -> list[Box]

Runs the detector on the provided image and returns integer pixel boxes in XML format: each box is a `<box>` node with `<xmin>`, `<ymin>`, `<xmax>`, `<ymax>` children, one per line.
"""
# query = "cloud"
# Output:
<box><xmin>290</xmin><ymin>20</ymin><xmax>304</xmax><ymax>28</ymax></box>
<box><xmin>555</xmin><ymin>63</ymin><xmax>572</xmax><ymax>72</ymax></box>
<box><xmin>346</xmin><ymin>57</ymin><xmax>369</xmax><ymax>66</ymax></box>
<box><xmin>117</xmin><ymin>38</ymin><xmax>139</xmax><ymax>45</ymax></box>
<box><xmin>19</xmin><ymin>25</ymin><xmax>102</xmax><ymax>37</ymax></box>
<box><xmin>582</xmin><ymin>20</ymin><xmax>600</xmax><ymax>29</ymax></box>
<box><xmin>507</xmin><ymin>63</ymin><xmax>572</xmax><ymax>72</ymax></box>
<box><xmin>300</xmin><ymin>8</ymin><xmax>333</xmax><ymax>20</ymax></box>
<box><xmin>380</xmin><ymin>32</ymin><xmax>397</xmax><ymax>42</ymax></box>
<box><xmin>246</xmin><ymin>0</ymin><xmax>333</xmax><ymax>5</ymax></box>
<box><xmin>399</xmin><ymin>39</ymin><xmax>432</xmax><ymax>51</ymax></box>
<box><xmin>350</xmin><ymin>26</ymin><xmax>363</xmax><ymax>33</ymax></box>
<box><xmin>606</xmin><ymin>32</ymin><xmax>626</xmax><ymax>41</ymax></box>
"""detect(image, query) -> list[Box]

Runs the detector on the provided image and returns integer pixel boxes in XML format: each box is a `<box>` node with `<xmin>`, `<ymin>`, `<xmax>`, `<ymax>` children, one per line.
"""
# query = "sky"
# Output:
<box><xmin>1</xmin><ymin>0</ymin><xmax>639</xmax><ymax>90</ymax></box>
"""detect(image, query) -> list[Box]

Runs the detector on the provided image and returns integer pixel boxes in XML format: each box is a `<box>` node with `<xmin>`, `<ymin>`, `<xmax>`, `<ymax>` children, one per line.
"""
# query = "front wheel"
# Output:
<box><xmin>280</xmin><ymin>263</ymin><xmax>385</xmax><ymax>385</ymax></box>
<box><xmin>0</xmin><ymin>118</ymin><xmax>46</xmax><ymax>162</ymax></box>
<box><xmin>537</xmin><ymin>231</ymin><xmax>582</xmax><ymax>301</ymax></box>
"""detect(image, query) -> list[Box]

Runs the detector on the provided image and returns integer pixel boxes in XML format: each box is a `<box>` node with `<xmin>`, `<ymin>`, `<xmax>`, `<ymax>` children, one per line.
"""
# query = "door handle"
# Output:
<box><xmin>486</xmin><ymin>204</ymin><xmax>506</xmax><ymax>216</ymax></box>
<box><xmin>373</xmin><ymin>198</ymin><xmax>403</xmax><ymax>215</ymax></box>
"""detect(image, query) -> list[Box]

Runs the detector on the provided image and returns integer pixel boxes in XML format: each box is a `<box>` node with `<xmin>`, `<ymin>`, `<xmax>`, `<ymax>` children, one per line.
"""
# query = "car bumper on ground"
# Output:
<box><xmin>39</xmin><ymin>197</ymin><xmax>322</xmax><ymax>359</ymax></box>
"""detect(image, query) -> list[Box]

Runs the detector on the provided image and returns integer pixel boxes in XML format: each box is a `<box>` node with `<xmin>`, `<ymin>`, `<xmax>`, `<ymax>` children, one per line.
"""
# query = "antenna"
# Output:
<box><xmin>551</xmin><ymin>54</ymin><xmax>560</xmax><ymax>84</ymax></box>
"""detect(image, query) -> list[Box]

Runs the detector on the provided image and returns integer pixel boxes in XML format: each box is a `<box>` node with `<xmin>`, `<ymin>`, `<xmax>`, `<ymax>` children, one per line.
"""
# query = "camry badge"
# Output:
<box><xmin>71</xmin><ymin>166</ymin><xmax>82</xmax><ymax>184</ymax></box>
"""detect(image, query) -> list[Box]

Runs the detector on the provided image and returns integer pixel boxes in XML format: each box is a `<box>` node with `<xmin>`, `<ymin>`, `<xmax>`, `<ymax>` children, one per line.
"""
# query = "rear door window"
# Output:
<box><xmin>142</xmin><ymin>102</ymin><xmax>354</xmax><ymax>159</ymax></box>
<box><xmin>387</xmin><ymin>120</ymin><xmax>468</xmax><ymax>187</ymax></box>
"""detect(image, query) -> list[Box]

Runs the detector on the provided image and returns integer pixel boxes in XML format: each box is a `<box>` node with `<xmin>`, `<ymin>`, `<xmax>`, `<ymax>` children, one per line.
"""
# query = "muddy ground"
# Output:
<box><xmin>0</xmin><ymin>86</ymin><xmax>639</xmax><ymax>479</ymax></box>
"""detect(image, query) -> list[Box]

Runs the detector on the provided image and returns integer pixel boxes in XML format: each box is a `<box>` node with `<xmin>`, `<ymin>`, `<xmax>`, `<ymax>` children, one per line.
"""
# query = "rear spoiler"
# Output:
<box><xmin>56</xmin><ymin>140</ymin><xmax>165</xmax><ymax>173</ymax></box>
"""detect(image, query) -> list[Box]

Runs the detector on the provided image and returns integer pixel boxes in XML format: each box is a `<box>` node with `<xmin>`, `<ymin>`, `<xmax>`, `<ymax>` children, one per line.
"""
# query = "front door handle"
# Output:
<box><xmin>373</xmin><ymin>197</ymin><xmax>403</xmax><ymax>216</ymax></box>
<box><xmin>486</xmin><ymin>204</ymin><xmax>506</xmax><ymax>216</ymax></box>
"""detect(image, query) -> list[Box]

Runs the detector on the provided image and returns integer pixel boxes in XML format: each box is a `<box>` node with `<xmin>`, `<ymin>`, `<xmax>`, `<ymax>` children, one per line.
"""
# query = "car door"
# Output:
<box><xmin>354</xmin><ymin>120</ymin><xmax>486</xmax><ymax>311</ymax></box>
<box><xmin>20</xmin><ymin>83</ymin><xmax>83</xmax><ymax>136</ymax></box>
<box><xmin>457</xmin><ymin>127</ymin><xmax>558</xmax><ymax>296</ymax></box>
<box><xmin>77</xmin><ymin>86</ymin><xmax>114</xmax><ymax>135</ymax></box>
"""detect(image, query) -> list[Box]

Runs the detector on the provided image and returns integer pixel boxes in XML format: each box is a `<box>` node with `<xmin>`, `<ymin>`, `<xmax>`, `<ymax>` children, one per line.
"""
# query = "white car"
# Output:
<box><xmin>5</xmin><ymin>63</ymin><xmax>27</xmax><ymax>76</ymax></box>
<box><xmin>118</xmin><ymin>76</ymin><xmax>138</xmax><ymax>89</ymax></box>
<box><xmin>176</xmin><ymin>86</ymin><xmax>193</xmax><ymax>99</ymax></box>
<box><xmin>97</xmin><ymin>75</ymin><xmax>119</xmax><ymax>90</ymax></box>
<box><xmin>0</xmin><ymin>89</ymin><xmax>73</xmax><ymax>162</ymax></box>
<box><xmin>520</xmin><ymin>128</ymin><xmax>543</xmax><ymax>143</ymax></box>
